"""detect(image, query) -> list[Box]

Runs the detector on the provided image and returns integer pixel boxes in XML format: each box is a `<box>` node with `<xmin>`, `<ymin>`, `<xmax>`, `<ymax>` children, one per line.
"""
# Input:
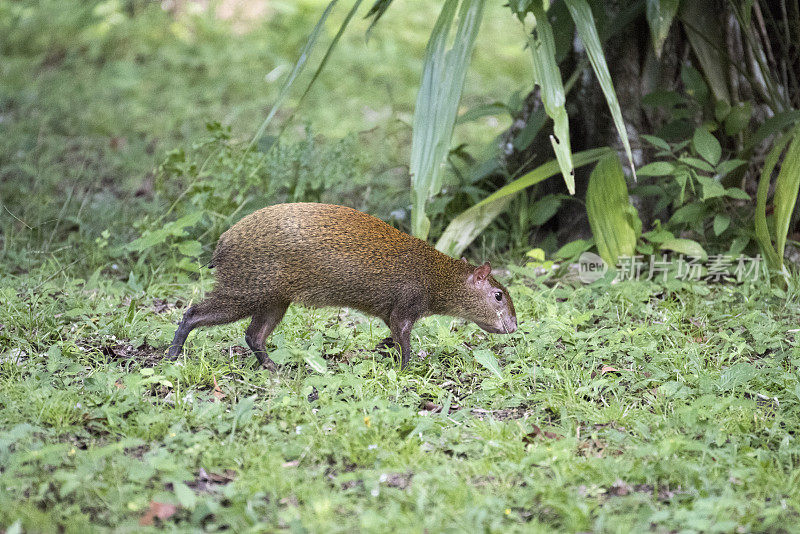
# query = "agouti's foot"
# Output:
<box><xmin>254</xmin><ymin>352</ymin><xmax>278</xmax><ymax>372</ymax></box>
<box><xmin>375</xmin><ymin>337</ymin><xmax>398</xmax><ymax>353</ymax></box>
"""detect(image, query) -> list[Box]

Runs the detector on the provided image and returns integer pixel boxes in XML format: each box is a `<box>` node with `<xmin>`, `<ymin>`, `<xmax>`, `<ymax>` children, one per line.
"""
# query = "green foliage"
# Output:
<box><xmin>634</xmin><ymin>83</ymin><xmax>755</xmax><ymax>258</ymax></box>
<box><xmin>129</xmin><ymin>123</ymin><xmax>366</xmax><ymax>267</ymax></box>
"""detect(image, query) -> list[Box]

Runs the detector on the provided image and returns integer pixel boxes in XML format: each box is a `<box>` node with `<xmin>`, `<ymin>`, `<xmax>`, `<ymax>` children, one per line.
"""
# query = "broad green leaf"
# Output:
<box><xmin>643</xmin><ymin>227</ymin><xmax>674</xmax><ymax>243</ymax></box>
<box><xmin>435</xmin><ymin>195</ymin><xmax>513</xmax><ymax>256</ymax></box>
<box><xmin>772</xmin><ymin>129</ymin><xmax>800</xmax><ymax>270</ymax></box>
<box><xmin>713</xmin><ymin>213</ymin><xmax>731</xmax><ymax>235</ymax></box>
<box><xmin>586</xmin><ymin>154</ymin><xmax>640</xmax><ymax>265</ymax></box>
<box><xmin>724</xmin><ymin>102</ymin><xmax>752</xmax><ymax>135</ymax></box>
<box><xmin>474</xmin><ymin>349</ymin><xmax>503</xmax><ymax>379</ymax></box>
<box><xmin>645</xmin><ymin>0</ymin><xmax>679</xmax><ymax>57</ymax></box>
<box><xmin>528</xmin><ymin>195</ymin><xmax>562</xmax><ymax>226</ymax></box>
<box><xmin>642</xmin><ymin>90</ymin><xmax>685</xmax><ymax>108</ymax></box>
<box><xmin>476</xmin><ymin>148</ymin><xmax>611</xmax><ymax>208</ymax></box>
<box><xmin>177</xmin><ymin>240</ymin><xmax>203</xmax><ymax>257</ymax></box>
<box><xmin>724</xmin><ymin>187</ymin><xmax>750</xmax><ymax>200</ymax></box>
<box><xmin>565</xmin><ymin>0</ymin><xmax>636</xmax><ymax>180</ymax></box>
<box><xmin>680</xmin><ymin>156</ymin><xmax>715</xmax><ymax>173</ymax></box>
<box><xmin>528</xmin><ymin>3</ymin><xmax>573</xmax><ymax>193</ymax></box>
<box><xmin>669</xmin><ymin>202</ymin><xmax>706</xmax><ymax>225</ymax></box>
<box><xmin>746</xmin><ymin>110</ymin><xmax>800</xmax><ymax>153</ymax></box>
<box><xmin>127</xmin><ymin>228</ymin><xmax>170</xmax><ymax>252</ymax></box>
<box><xmin>660</xmin><ymin>238</ymin><xmax>707</xmax><ymax>261</ymax></box>
<box><xmin>554</xmin><ymin>238</ymin><xmax>594</xmax><ymax>259</ymax></box>
<box><xmin>410</xmin><ymin>0</ymin><xmax>485</xmax><ymax>239</ymax></box>
<box><xmin>714</xmin><ymin>99</ymin><xmax>731</xmax><ymax>122</ymax></box>
<box><xmin>456</xmin><ymin>102</ymin><xmax>509</xmax><ymax>124</ymax></box>
<box><xmin>716</xmin><ymin>159</ymin><xmax>747</xmax><ymax>177</ymax></box>
<box><xmin>304</xmin><ymin>350</ymin><xmax>329</xmax><ymax>374</ymax></box>
<box><xmin>696</xmin><ymin>175</ymin><xmax>726</xmax><ymax>200</ymax></box>
<box><xmin>174</xmin><ymin>482</ymin><xmax>197</xmax><ymax>510</ymax></box>
<box><xmin>754</xmin><ymin>131</ymin><xmax>792</xmax><ymax>270</ymax></box>
<box><xmin>681</xmin><ymin>64</ymin><xmax>709</xmax><ymax>106</ymax></box>
<box><xmin>641</xmin><ymin>134</ymin><xmax>671</xmax><ymax>151</ymax></box>
<box><xmin>526</xmin><ymin>248</ymin><xmax>546</xmax><ymax>261</ymax></box>
<box><xmin>637</xmin><ymin>161</ymin><xmax>674</xmax><ymax>176</ymax></box>
<box><xmin>171</xmin><ymin>211</ymin><xmax>204</xmax><ymax>231</ymax></box>
<box><xmin>680</xmin><ymin>0</ymin><xmax>730</xmax><ymax>103</ymax></box>
<box><xmin>693</xmin><ymin>127</ymin><xmax>721</xmax><ymax>165</ymax></box>
<box><xmin>435</xmin><ymin>148</ymin><xmax>611</xmax><ymax>255</ymax></box>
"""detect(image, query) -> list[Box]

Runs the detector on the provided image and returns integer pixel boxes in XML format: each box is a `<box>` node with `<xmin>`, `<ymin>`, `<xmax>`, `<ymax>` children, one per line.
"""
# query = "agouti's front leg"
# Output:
<box><xmin>245</xmin><ymin>303</ymin><xmax>289</xmax><ymax>371</ymax></box>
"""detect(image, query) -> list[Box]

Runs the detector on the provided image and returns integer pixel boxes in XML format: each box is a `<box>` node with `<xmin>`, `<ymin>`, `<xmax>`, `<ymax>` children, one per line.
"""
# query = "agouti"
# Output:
<box><xmin>168</xmin><ymin>203</ymin><xmax>517</xmax><ymax>369</ymax></box>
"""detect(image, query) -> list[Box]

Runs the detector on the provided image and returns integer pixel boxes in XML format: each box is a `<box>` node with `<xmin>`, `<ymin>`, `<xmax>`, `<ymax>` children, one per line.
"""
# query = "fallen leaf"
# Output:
<box><xmin>592</xmin><ymin>365</ymin><xmax>633</xmax><ymax>378</ymax></box>
<box><xmin>187</xmin><ymin>468</ymin><xmax>237</xmax><ymax>493</ymax></box>
<box><xmin>139</xmin><ymin>501</ymin><xmax>177</xmax><ymax>526</ymax></box>
<box><xmin>152</xmin><ymin>298</ymin><xmax>170</xmax><ymax>313</ymax></box>
<box><xmin>207</xmin><ymin>468</ymin><xmax>237</xmax><ymax>484</ymax></box>
<box><xmin>608</xmin><ymin>479</ymin><xmax>633</xmax><ymax>496</ymax></box>
<box><xmin>523</xmin><ymin>425</ymin><xmax>562</xmax><ymax>443</ymax></box>
<box><xmin>212</xmin><ymin>375</ymin><xmax>225</xmax><ymax>401</ymax></box>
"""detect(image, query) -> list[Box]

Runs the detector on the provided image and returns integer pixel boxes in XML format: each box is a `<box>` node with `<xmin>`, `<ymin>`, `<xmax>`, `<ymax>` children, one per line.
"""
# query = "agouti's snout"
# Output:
<box><xmin>168</xmin><ymin>203</ymin><xmax>518</xmax><ymax>370</ymax></box>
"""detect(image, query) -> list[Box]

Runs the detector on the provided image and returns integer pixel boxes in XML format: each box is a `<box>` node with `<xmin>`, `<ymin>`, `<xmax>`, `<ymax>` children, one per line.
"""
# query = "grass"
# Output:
<box><xmin>2</xmin><ymin>268</ymin><xmax>800</xmax><ymax>532</ymax></box>
<box><xmin>2</xmin><ymin>1</ymin><xmax>800</xmax><ymax>532</ymax></box>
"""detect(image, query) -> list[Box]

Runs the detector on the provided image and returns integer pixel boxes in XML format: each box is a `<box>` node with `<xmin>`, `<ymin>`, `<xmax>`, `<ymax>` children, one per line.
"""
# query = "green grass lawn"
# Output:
<box><xmin>2</xmin><ymin>269</ymin><xmax>800</xmax><ymax>532</ymax></box>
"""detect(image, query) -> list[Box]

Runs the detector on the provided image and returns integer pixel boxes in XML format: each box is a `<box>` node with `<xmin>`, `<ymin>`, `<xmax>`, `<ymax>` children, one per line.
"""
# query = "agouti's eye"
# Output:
<box><xmin>494</xmin><ymin>291</ymin><xmax>503</xmax><ymax>302</ymax></box>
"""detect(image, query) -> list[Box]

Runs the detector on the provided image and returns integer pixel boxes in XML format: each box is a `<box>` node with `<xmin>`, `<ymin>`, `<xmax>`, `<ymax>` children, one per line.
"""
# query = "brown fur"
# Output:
<box><xmin>169</xmin><ymin>203</ymin><xmax>517</xmax><ymax>369</ymax></box>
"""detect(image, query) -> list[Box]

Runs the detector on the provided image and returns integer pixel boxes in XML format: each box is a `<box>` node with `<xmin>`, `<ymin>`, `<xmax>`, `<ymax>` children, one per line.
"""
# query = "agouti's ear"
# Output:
<box><xmin>461</xmin><ymin>257</ymin><xmax>468</xmax><ymax>264</ymax></box>
<box><xmin>474</xmin><ymin>261</ymin><xmax>491</xmax><ymax>282</ymax></box>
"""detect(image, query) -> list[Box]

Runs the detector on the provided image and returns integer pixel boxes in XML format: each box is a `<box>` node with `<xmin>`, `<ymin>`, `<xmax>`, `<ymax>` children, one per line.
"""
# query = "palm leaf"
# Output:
<box><xmin>249</xmin><ymin>0</ymin><xmax>339</xmax><ymax>149</ymax></box>
<box><xmin>645</xmin><ymin>0</ymin><xmax>679</xmax><ymax>58</ymax></box>
<box><xmin>586</xmin><ymin>154</ymin><xmax>641</xmax><ymax>265</ymax></box>
<box><xmin>409</xmin><ymin>0</ymin><xmax>485</xmax><ymax>239</ymax></box>
<box><xmin>565</xmin><ymin>0</ymin><xmax>637</xmax><ymax>181</ymax></box>
<box><xmin>754</xmin><ymin>129</ymin><xmax>793</xmax><ymax>271</ymax></box>
<box><xmin>528</xmin><ymin>2</ymin><xmax>574</xmax><ymax>193</ymax></box>
<box><xmin>772</xmin><ymin>129</ymin><xmax>800</xmax><ymax>270</ymax></box>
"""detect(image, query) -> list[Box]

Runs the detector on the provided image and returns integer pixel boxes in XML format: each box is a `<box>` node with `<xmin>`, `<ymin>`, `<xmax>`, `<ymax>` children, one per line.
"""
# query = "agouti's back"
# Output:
<box><xmin>169</xmin><ymin>203</ymin><xmax>517</xmax><ymax>370</ymax></box>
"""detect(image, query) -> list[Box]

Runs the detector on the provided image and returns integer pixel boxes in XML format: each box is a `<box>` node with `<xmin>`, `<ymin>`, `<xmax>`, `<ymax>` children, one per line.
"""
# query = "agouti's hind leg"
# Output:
<box><xmin>389</xmin><ymin>313</ymin><xmax>418</xmax><ymax>370</ymax></box>
<box><xmin>245</xmin><ymin>303</ymin><xmax>289</xmax><ymax>371</ymax></box>
<box><xmin>168</xmin><ymin>297</ymin><xmax>250</xmax><ymax>358</ymax></box>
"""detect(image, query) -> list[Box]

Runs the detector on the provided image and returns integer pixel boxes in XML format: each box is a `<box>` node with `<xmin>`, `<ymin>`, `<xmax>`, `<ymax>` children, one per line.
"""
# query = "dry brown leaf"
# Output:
<box><xmin>139</xmin><ymin>501</ymin><xmax>177</xmax><ymax>526</ymax></box>
<box><xmin>212</xmin><ymin>375</ymin><xmax>226</xmax><ymax>401</ymax></box>
<box><xmin>523</xmin><ymin>424</ymin><xmax>563</xmax><ymax>443</ymax></box>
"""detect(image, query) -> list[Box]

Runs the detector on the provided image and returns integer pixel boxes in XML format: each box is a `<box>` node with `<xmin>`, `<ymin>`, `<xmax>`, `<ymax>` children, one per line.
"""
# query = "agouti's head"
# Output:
<box><xmin>462</xmin><ymin>261</ymin><xmax>517</xmax><ymax>334</ymax></box>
